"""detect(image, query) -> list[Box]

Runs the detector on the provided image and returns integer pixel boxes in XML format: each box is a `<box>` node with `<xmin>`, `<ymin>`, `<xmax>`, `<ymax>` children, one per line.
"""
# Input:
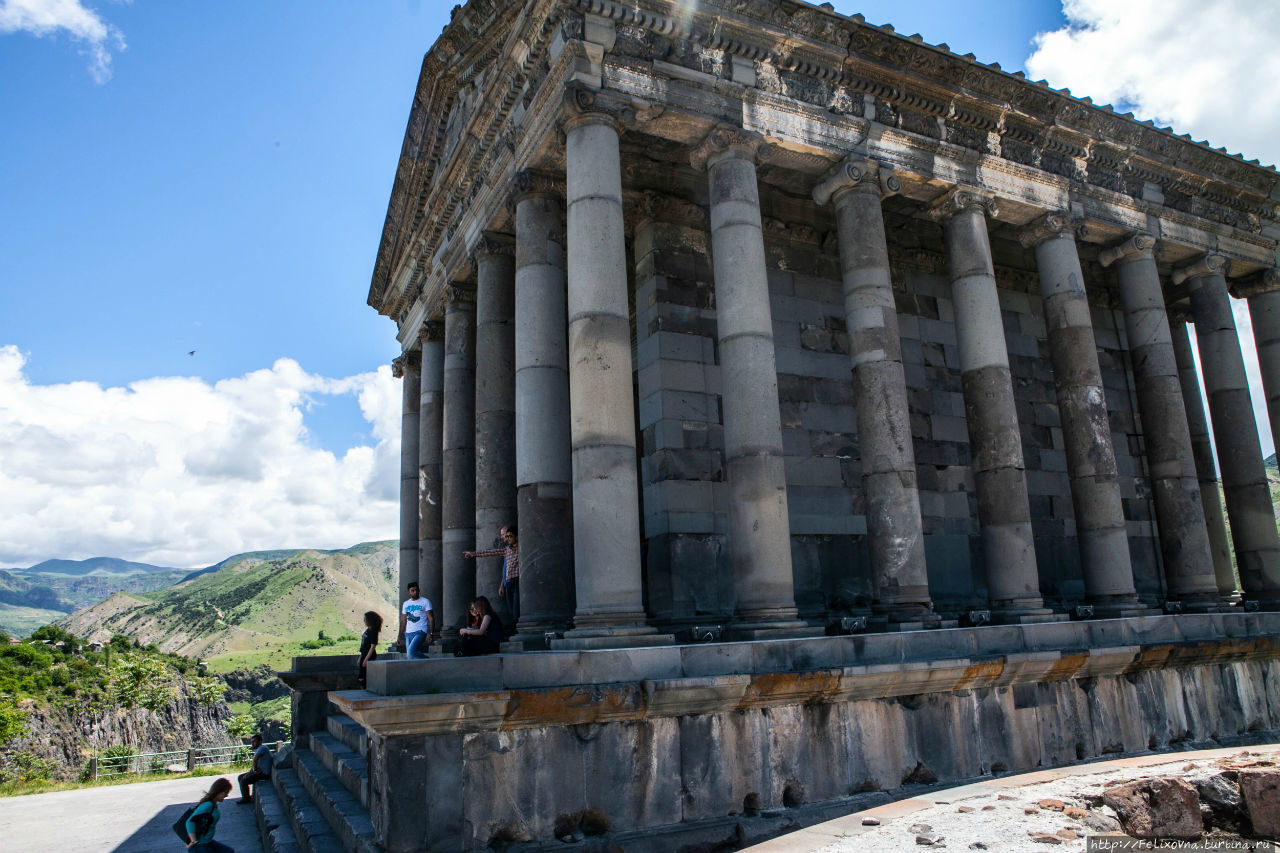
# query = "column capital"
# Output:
<box><xmin>560</xmin><ymin>82</ymin><xmax>633</xmax><ymax>134</ymax></box>
<box><xmin>1232</xmin><ymin>268</ymin><xmax>1280</xmax><ymax>300</ymax></box>
<box><xmin>511</xmin><ymin>170</ymin><xmax>564</xmax><ymax>208</ymax></box>
<box><xmin>473</xmin><ymin>232</ymin><xmax>515</xmax><ymax>261</ymax></box>
<box><xmin>1018</xmin><ymin>211</ymin><xmax>1083</xmax><ymax>249</ymax></box>
<box><xmin>1171</xmin><ymin>253</ymin><xmax>1230</xmax><ymax>286</ymax></box>
<box><xmin>689</xmin><ymin>124</ymin><xmax>766</xmax><ymax>171</ymax></box>
<box><xmin>629</xmin><ymin>189</ymin><xmax>706</xmax><ymax>229</ymax></box>
<box><xmin>444</xmin><ymin>283</ymin><xmax>476</xmax><ymax>307</ymax></box>
<box><xmin>392</xmin><ymin>350</ymin><xmax>421</xmax><ymax>378</ymax></box>
<box><xmin>1098</xmin><ymin>233</ymin><xmax>1157</xmax><ymax>267</ymax></box>
<box><xmin>420</xmin><ymin>320</ymin><xmax>445</xmax><ymax>344</ymax></box>
<box><xmin>925</xmin><ymin>186</ymin><xmax>998</xmax><ymax>222</ymax></box>
<box><xmin>811</xmin><ymin>157</ymin><xmax>900</xmax><ymax>206</ymax></box>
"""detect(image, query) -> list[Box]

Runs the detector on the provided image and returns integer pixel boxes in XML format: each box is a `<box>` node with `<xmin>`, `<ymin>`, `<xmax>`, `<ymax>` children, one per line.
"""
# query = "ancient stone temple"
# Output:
<box><xmin>266</xmin><ymin>2</ymin><xmax>1280</xmax><ymax>852</ymax></box>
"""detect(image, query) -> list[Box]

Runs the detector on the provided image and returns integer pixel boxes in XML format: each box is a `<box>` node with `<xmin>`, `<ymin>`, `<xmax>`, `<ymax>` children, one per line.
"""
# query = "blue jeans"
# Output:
<box><xmin>190</xmin><ymin>841</ymin><xmax>234</xmax><ymax>853</ymax></box>
<box><xmin>405</xmin><ymin>631</ymin><xmax>429</xmax><ymax>660</ymax></box>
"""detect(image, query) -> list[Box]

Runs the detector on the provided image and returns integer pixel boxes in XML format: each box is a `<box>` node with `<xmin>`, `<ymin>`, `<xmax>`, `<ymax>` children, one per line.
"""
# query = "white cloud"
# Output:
<box><xmin>0</xmin><ymin>346</ymin><xmax>401</xmax><ymax>568</ymax></box>
<box><xmin>1027</xmin><ymin>0</ymin><xmax>1280</xmax><ymax>458</ymax></box>
<box><xmin>0</xmin><ymin>0</ymin><xmax>125</xmax><ymax>82</ymax></box>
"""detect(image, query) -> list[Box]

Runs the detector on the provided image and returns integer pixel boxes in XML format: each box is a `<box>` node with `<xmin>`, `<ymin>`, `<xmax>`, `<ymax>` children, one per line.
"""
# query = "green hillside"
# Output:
<box><xmin>0</xmin><ymin>566</ymin><xmax>191</xmax><ymax>637</ymax></box>
<box><xmin>60</xmin><ymin>541</ymin><xmax>398</xmax><ymax>672</ymax></box>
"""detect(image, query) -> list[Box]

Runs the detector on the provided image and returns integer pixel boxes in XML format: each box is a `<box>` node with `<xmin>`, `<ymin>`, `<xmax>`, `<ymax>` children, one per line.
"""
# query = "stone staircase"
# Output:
<box><xmin>255</xmin><ymin>711</ymin><xmax>378</xmax><ymax>853</ymax></box>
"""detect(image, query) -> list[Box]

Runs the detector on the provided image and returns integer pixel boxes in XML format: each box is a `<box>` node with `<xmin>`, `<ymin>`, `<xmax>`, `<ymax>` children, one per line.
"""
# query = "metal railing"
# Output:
<box><xmin>87</xmin><ymin>742</ymin><xmax>280</xmax><ymax>779</ymax></box>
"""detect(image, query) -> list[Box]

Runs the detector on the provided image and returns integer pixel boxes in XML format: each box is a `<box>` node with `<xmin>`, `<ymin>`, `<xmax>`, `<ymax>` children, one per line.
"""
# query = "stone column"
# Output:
<box><xmin>1020</xmin><ymin>213</ymin><xmax>1140</xmax><ymax>615</ymax></box>
<box><xmin>1169</xmin><ymin>316</ymin><xmax>1238</xmax><ymax>602</ymax></box>
<box><xmin>473</xmin><ymin>235</ymin><xmax>517</xmax><ymax>619</ymax></box>
<box><xmin>441</xmin><ymin>285</ymin><xmax>477</xmax><ymax>636</ymax></box>
<box><xmin>1177</xmin><ymin>254</ymin><xmax>1280</xmax><ymax>606</ymax></box>
<box><xmin>691</xmin><ymin>126</ymin><xmax>806</xmax><ymax>635</ymax></box>
<box><xmin>512</xmin><ymin>172</ymin><xmax>575</xmax><ymax>637</ymax></box>
<box><xmin>933</xmin><ymin>189</ymin><xmax>1049</xmax><ymax>621</ymax></box>
<box><xmin>418</xmin><ymin>323</ymin><xmax>446</xmax><ymax>615</ymax></box>
<box><xmin>392</xmin><ymin>350</ymin><xmax>420</xmax><ymax>642</ymax></box>
<box><xmin>812</xmin><ymin>158</ymin><xmax>934</xmax><ymax>625</ymax></box>
<box><xmin>561</xmin><ymin>87</ymin><xmax>655</xmax><ymax>640</ymax></box>
<box><xmin>1098</xmin><ymin>235</ymin><xmax>1219</xmax><ymax>607</ymax></box>
<box><xmin>1248</xmin><ymin>272</ymin><xmax>1280</xmax><ymax>456</ymax></box>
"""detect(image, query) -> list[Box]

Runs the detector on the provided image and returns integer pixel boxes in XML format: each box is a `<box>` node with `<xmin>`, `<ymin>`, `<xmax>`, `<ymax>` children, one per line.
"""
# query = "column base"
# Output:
<box><xmin>551</xmin><ymin>633</ymin><xmax>675</xmax><ymax>650</ymax></box>
<box><xmin>1176</xmin><ymin>594</ymin><xmax>1238</xmax><ymax>613</ymax></box>
<box><xmin>1088</xmin><ymin>595</ymin><xmax>1158</xmax><ymax>619</ymax></box>
<box><xmin>991</xmin><ymin>609</ymin><xmax>1067</xmax><ymax>625</ymax></box>
<box><xmin>872</xmin><ymin>602</ymin><xmax>941</xmax><ymax>631</ymax></box>
<box><xmin>723</xmin><ymin>621</ymin><xmax>824</xmax><ymax>641</ymax></box>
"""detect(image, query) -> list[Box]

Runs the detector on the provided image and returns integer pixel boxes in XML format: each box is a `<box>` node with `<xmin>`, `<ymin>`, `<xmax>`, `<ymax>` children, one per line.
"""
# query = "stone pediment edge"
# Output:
<box><xmin>369</xmin><ymin>0</ymin><xmax>564</xmax><ymax>318</ymax></box>
<box><xmin>573</xmin><ymin>0</ymin><xmax>1277</xmax><ymax>194</ymax></box>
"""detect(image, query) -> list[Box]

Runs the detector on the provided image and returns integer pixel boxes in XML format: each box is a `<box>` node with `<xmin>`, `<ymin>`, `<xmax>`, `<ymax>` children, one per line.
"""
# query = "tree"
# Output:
<box><xmin>189</xmin><ymin>675</ymin><xmax>226</xmax><ymax>705</ymax></box>
<box><xmin>108</xmin><ymin>654</ymin><xmax>174</xmax><ymax>713</ymax></box>
<box><xmin>0</xmin><ymin>702</ymin><xmax>27</xmax><ymax>746</ymax></box>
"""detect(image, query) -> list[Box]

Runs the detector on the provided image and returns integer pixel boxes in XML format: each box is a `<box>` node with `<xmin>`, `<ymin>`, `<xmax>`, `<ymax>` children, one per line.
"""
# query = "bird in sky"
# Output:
<box><xmin>188</xmin><ymin>350</ymin><xmax>197</xmax><ymax>356</ymax></box>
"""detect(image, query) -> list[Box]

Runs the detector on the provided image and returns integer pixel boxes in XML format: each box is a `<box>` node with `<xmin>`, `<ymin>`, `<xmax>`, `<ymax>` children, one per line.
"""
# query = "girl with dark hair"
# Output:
<box><xmin>457</xmin><ymin>596</ymin><xmax>504</xmax><ymax>656</ymax></box>
<box><xmin>358</xmin><ymin>610</ymin><xmax>383</xmax><ymax>688</ymax></box>
<box><xmin>185</xmin><ymin>777</ymin><xmax>233</xmax><ymax>851</ymax></box>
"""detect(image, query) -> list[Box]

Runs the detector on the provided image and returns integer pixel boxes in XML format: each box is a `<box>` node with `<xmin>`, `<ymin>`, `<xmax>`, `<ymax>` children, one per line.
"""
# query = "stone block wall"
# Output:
<box><xmin>633</xmin><ymin>212</ymin><xmax>1163</xmax><ymax>626</ymax></box>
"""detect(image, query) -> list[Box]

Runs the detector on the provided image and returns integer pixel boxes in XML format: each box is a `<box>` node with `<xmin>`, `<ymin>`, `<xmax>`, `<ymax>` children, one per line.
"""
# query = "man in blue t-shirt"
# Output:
<box><xmin>236</xmin><ymin>734</ymin><xmax>272</xmax><ymax>804</ymax></box>
<box><xmin>400</xmin><ymin>582</ymin><xmax>435</xmax><ymax>660</ymax></box>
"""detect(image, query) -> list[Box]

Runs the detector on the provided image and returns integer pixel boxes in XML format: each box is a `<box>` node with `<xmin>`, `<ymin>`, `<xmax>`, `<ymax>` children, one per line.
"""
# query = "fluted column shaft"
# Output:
<box><xmin>442</xmin><ymin>289</ymin><xmax>477</xmax><ymax>635</ymax></box>
<box><xmin>394</xmin><ymin>352</ymin><xmax>421</xmax><ymax>638</ymax></box>
<box><xmin>562</xmin><ymin>109</ymin><xmax>651</xmax><ymax>635</ymax></box>
<box><xmin>1169</xmin><ymin>319</ymin><xmax>1237</xmax><ymax>600</ymax></box>
<box><xmin>815</xmin><ymin>160</ymin><xmax>932</xmax><ymax>622</ymax></box>
<box><xmin>513</xmin><ymin>183</ymin><xmax>575</xmax><ymax>635</ymax></box>
<box><xmin>695</xmin><ymin>128</ymin><xmax>800</xmax><ymax>628</ymax></box>
<box><xmin>938</xmin><ymin>193</ymin><xmax>1047</xmax><ymax>618</ymax></box>
<box><xmin>418</xmin><ymin>327</ymin><xmax>445</xmax><ymax>614</ymax></box>
<box><xmin>1023</xmin><ymin>216</ymin><xmax>1138</xmax><ymax>611</ymax></box>
<box><xmin>474</xmin><ymin>238</ymin><xmax>517</xmax><ymax>619</ymax></box>
<box><xmin>1181</xmin><ymin>256</ymin><xmax>1280</xmax><ymax>604</ymax></box>
<box><xmin>1101</xmin><ymin>236</ymin><xmax>1218</xmax><ymax>605</ymax></box>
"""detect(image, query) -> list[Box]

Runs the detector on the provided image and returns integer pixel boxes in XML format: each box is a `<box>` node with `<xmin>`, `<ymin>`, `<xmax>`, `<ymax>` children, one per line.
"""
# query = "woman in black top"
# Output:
<box><xmin>458</xmin><ymin>596</ymin><xmax>503</xmax><ymax>656</ymax></box>
<box><xmin>358</xmin><ymin>610</ymin><xmax>382</xmax><ymax>687</ymax></box>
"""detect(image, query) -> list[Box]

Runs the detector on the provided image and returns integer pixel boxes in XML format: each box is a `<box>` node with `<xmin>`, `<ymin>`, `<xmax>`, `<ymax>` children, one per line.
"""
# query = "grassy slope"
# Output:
<box><xmin>60</xmin><ymin>542</ymin><xmax>398</xmax><ymax>672</ymax></box>
<box><xmin>0</xmin><ymin>603</ymin><xmax>70</xmax><ymax>637</ymax></box>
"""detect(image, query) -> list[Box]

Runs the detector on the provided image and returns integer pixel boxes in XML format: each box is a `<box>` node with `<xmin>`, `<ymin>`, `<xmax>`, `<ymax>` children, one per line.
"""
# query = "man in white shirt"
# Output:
<box><xmin>400</xmin><ymin>581</ymin><xmax>435</xmax><ymax>660</ymax></box>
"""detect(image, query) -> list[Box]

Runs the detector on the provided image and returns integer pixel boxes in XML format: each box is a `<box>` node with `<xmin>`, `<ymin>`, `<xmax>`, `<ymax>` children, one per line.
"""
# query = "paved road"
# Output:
<box><xmin>0</xmin><ymin>775</ymin><xmax>265</xmax><ymax>853</ymax></box>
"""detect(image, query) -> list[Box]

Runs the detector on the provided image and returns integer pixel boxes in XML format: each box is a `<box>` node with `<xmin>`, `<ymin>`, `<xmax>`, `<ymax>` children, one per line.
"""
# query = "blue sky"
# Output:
<box><xmin>1</xmin><ymin>0</ymin><xmax>1276</xmax><ymax>567</ymax></box>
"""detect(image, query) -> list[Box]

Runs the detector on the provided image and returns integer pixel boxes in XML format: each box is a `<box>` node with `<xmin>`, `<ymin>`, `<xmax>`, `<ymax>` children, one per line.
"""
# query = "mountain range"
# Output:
<box><xmin>58</xmin><ymin>541</ymin><xmax>399</xmax><ymax>668</ymax></box>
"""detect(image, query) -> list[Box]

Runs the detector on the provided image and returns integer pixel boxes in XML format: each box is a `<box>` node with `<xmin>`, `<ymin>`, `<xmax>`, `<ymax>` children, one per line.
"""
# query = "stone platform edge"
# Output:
<box><xmin>320</xmin><ymin>612</ymin><xmax>1280</xmax><ymax>736</ymax></box>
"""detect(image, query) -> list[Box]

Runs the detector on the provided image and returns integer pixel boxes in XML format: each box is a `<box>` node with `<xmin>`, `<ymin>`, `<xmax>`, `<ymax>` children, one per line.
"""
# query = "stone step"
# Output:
<box><xmin>272</xmin><ymin>764</ymin><xmax>347</xmax><ymax>853</ymax></box>
<box><xmin>255</xmin><ymin>780</ymin><xmax>301</xmax><ymax>853</ymax></box>
<box><xmin>326</xmin><ymin>713</ymin><xmax>369</xmax><ymax>756</ymax></box>
<box><xmin>294</xmin><ymin>746</ymin><xmax>379</xmax><ymax>853</ymax></box>
<box><xmin>309</xmin><ymin>730</ymin><xmax>370</xmax><ymax>807</ymax></box>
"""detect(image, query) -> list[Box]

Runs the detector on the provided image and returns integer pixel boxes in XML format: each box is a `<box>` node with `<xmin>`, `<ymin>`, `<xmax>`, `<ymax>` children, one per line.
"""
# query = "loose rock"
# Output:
<box><xmin>1239</xmin><ymin>769</ymin><xmax>1280</xmax><ymax>838</ymax></box>
<box><xmin>1038</xmin><ymin>799</ymin><xmax>1066</xmax><ymax>811</ymax></box>
<box><xmin>1102</xmin><ymin>777</ymin><xmax>1203</xmax><ymax>840</ymax></box>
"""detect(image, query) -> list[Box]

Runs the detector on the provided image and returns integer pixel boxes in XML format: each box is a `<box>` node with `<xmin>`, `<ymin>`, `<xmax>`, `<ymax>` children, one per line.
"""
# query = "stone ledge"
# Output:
<box><xmin>331</xmin><ymin>632</ymin><xmax>1280</xmax><ymax>737</ymax></box>
<box><xmin>353</xmin><ymin>613</ymin><xmax>1280</xmax><ymax>699</ymax></box>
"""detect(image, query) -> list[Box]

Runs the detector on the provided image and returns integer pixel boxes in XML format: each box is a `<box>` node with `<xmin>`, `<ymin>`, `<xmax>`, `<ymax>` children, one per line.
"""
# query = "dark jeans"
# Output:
<box><xmin>504</xmin><ymin>578</ymin><xmax>519</xmax><ymax>623</ymax></box>
<box><xmin>459</xmin><ymin>634</ymin><xmax>500</xmax><ymax>656</ymax></box>
<box><xmin>190</xmin><ymin>841</ymin><xmax>234</xmax><ymax>853</ymax></box>
<box><xmin>238</xmin><ymin>769</ymin><xmax>268</xmax><ymax>800</ymax></box>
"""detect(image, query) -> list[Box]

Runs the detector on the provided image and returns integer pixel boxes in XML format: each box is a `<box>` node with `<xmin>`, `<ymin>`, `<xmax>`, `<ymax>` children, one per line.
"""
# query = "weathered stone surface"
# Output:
<box><xmin>1239</xmin><ymin>769</ymin><xmax>1280</xmax><ymax>838</ymax></box>
<box><xmin>1102</xmin><ymin>777</ymin><xmax>1204</xmax><ymax>839</ymax></box>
